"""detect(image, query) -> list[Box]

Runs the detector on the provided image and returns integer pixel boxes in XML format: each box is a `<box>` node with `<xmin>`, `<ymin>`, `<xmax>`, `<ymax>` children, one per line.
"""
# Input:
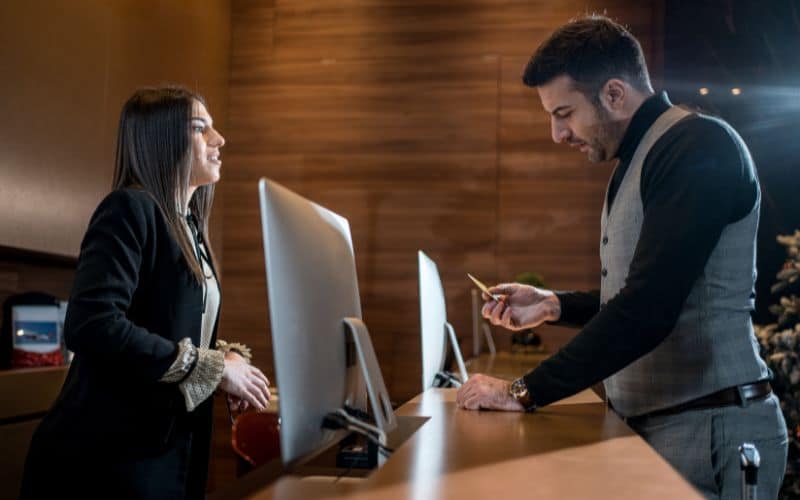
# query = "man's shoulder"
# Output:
<box><xmin>642</xmin><ymin>108</ymin><xmax>758</xmax><ymax>213</ymax></box>
<box><xmin>663</xmin><ymin>110</ymin><xmax>747</xmax><ymax>156</ymax></box>
<box><xmin>647</xmin><ymin>109</ymin><xmax>752</xmax><ymax>173</ymax></box>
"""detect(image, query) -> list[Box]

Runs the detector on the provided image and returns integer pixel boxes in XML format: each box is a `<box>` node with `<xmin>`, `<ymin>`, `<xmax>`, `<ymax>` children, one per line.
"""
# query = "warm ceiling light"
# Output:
<box><xmin>731</xmin><ymin>87</ymin><xmax>742</xmax><ymax>95</ymax></box>
<box><xmin>699</xmin><ymin>87</ymin><xmax>710</xmax><ymax>95</ymax></box>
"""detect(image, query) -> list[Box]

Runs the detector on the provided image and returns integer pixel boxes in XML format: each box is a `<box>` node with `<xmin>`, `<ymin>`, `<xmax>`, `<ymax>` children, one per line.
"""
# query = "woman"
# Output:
<box><xmin>21</xmin><ymin>86</ymin><xmax>271</xmax><ymax>499</ymax></box>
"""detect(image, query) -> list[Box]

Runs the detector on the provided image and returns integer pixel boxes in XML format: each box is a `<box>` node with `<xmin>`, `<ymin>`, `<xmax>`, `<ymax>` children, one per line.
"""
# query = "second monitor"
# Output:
<box><xmin>417</xmin><ymin>250</ymin><xmax>469</xmax><ymax>391</ymax></box>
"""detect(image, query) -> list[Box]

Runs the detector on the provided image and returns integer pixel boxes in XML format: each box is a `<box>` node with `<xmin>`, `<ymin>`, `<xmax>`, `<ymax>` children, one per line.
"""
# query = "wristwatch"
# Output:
<box><xmin>509</xmin><ymin>377</ymin><xmax>537</xmax><ymax>412</ymax></box>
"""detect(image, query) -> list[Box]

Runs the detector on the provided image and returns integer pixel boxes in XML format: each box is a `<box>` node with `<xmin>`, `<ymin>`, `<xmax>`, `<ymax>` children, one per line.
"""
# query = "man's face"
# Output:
<box><xmin>536</xmin><ymin>75</ymin><xmax>625</xmax><ymax>163</ymax></box>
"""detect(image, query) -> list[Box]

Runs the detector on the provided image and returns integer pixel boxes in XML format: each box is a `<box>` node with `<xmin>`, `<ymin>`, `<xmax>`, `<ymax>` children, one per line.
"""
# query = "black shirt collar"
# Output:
<box><xmin>615</xmin><ymin>91</ymin><xmax>672</xmax><ymax>163</ymax></box>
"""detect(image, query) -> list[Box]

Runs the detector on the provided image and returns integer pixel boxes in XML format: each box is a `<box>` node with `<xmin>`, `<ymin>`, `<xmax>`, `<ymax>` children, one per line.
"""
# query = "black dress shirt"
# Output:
<box><xmin>523</xmin><ymin>92</ymin><xmax>760</xmax><ymax>407</ymax></box>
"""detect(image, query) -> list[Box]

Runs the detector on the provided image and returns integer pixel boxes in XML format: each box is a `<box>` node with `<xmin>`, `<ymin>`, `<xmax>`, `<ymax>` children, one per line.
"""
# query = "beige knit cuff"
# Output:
<box><xmin>215</xmin><ymin>339</ymin><xmax>252</xmax><ymax>363</ymax></box>
<box><xmin>178</xmin><ymin>347</ymin><xmax>224</xmax><ymax>412</ymax></box>
<box><xmin>160</xmin><ymin>338</ymin><xmax>198</xmax><ymax>383</ymax></box>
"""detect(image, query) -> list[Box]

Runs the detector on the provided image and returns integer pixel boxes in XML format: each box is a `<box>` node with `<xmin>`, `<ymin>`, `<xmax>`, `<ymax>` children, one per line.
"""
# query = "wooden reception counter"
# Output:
<box><xmin>221</xmin><ymin>384</ymin><xmax>701</xmax><ymax>499</ymax></box>
<box><xmin>0</xmin><ymin>365</ymin><xmax>69</xmax><ymax>496</ymax></box>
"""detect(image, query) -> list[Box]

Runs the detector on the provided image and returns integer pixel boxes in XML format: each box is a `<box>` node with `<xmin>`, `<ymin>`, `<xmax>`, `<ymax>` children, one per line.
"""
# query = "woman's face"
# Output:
<box><xmin>188</xmin><ymin>99</ymin><xmax>226</xmax><ymax>189</ymax></box>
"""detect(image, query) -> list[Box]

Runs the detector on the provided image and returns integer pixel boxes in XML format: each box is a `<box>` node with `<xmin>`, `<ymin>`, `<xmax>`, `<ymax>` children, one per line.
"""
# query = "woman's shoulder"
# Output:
<box><xmin>88</xmin><ymin>187</ymin><xmax>164</xmax><ymax>236</ymax></box>
<box><xmin>100</xmin><ymin>186</ymin><xmax>156</xmax><ymax>207</ymax></box>
<box><xmin>95</xmin><ymin>187</ymin><xmax>158</xmax><ymax>217</ymax></box>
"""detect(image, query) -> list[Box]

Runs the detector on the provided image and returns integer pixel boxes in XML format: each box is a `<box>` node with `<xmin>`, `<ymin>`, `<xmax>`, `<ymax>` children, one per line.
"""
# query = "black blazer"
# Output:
<box><xmin>23</xmin><ymin>188</ymin><xmax>219</xmax><ymax>498</ymax></box>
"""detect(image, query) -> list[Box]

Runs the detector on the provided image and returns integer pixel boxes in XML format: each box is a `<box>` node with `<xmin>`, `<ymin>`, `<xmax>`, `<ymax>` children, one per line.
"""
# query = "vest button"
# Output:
<box><xmin>602</xmin><ymin>236</ymin><xmax>608</xmax><ymax>245</ymax></box>
<box><xmin>601</xmin><ymin>268</ymin><xmax>608</xmax><ymax>277</ymax></box>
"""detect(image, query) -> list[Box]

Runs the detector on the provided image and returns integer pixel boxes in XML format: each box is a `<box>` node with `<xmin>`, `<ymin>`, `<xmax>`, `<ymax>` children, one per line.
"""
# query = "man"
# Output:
<box><xmin>455</xmin><ymin>15</ymin><xmax>788</xmax><ymax>499</ymax></box>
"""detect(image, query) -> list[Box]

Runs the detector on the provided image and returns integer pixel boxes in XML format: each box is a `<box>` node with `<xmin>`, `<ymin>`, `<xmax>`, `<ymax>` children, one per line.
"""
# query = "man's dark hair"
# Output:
<box><xmin>523</xmin><ymin>15</ymin><xmax>652</xmax><ymax>100</ymax></box>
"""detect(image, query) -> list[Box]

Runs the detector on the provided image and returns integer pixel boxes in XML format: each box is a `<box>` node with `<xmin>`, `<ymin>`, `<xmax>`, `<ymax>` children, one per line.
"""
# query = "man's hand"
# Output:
<box><xmin>482</xmin><ymin>283</ymin><xmax>561</xmax><ymax>331</ymax></box>
<box><xmin>220</xmin><ymin>351</ymin><xmax>271</xmax><ymax>411</ymax></box>
<box><xmin>456</xmin><ymin>374</ymin><xmax>525</xmax><ymax>411</ymax></box>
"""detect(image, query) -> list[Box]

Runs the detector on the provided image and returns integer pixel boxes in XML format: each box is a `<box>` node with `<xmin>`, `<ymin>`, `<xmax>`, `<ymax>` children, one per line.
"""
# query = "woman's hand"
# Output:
<box><xmin>219</xmin><ymin>351</ymin><xmax>271</xmax><ymax>411</ymax></box>
<box><xmin>481</xmin><ymin>283</ymin><xmax>561</xmax><ymax>331</ymax></box>
<box><xmin>226</xmin><ymin>394</ymin><xmax>250</xmax><ymax>413</ymax></box>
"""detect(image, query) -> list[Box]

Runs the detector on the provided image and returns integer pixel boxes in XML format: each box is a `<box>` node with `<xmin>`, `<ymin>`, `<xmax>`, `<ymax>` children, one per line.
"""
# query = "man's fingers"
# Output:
<box><xmin>464</xmin><ymin>394</ymin><xmax>483</xmax><ymax>411</ymax></box>
<box><xmin>456</xmin><ymin>385</ymin><xmax>465</xmax><ymax>405</ymax></box>
<box><xmin>489</xmin><ymin>283</ymin><xmax>516</xmax><ymax>296</ymax></box>
<box><xmin>490</xmin><ymin>301</ymin><xmax>505</xmax><ymax>325</ymax></box>
<box><xmin>501</xmin><ymin>306</ymin><xmax>514</xmax><ymax>329</ymax></box>
<box><xmin>482</xmin><ymin>302</ymin><xmax>494</xmax><ymax>319</ymax></box>
<box><xmin>501</xmin><ymin>308</ymin><xmax>526</xmax><ymax>331</ymax></box>
<box><xmin>457</xmin><ymin>386</ymin><xmax>474</xmax><ymax>406</ymax></box>
<box><xmin>457</xmin><ymin>377</ymin><xmax>490</xmax><ymax>411</ymax></box>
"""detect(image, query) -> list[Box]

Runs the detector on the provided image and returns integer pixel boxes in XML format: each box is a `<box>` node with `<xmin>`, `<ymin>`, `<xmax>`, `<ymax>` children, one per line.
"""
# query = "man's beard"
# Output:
<box><xmin>585</xmin><ymin>105</ymin><xmax>627</xmax><ymax>163</ymax></box>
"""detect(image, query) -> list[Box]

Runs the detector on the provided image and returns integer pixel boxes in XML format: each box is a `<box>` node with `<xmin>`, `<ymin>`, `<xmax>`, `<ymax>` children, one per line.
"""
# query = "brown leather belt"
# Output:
<box><xmin>618</xmin><ymin>380</ymin><xmax>772</xmax><ymax>423</ymax></box>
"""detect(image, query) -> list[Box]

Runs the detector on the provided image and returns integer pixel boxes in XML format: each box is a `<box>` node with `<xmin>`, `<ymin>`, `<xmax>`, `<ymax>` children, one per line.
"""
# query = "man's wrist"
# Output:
<box><xmin>509</xmin><ymin>377</ymin><xmax>538</xmax><ymax>412</ymax></box>
<box><xmin>546</xmin><ymin>292</ymin><xmax>562</xmax><ymax>322</ymax></box>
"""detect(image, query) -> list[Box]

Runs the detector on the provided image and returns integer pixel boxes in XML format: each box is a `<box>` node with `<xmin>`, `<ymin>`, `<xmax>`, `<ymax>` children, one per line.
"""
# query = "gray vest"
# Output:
<box><xmin>600</xmin><ymin>106</ymin><xmax>768</xmax><ymax>417</ymax></box>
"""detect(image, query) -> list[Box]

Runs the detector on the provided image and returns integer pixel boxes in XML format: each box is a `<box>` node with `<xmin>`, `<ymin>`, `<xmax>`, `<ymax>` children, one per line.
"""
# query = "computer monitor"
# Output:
<box><xmin>259</xmin><ymin>179</ymin><xmax>396</xmax><ymax>468</ymax></box>
<box><xmin>417</xmin><ymin>250</ymin><xmax>469</xmax><ymax>391</ymax></box>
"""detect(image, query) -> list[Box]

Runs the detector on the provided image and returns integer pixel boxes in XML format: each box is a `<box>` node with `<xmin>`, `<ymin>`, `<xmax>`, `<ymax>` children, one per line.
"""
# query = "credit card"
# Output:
<box><xmin>467</xmin><ymin>273</ymin><xmax>501</xmax><ymax>301</ymax></box>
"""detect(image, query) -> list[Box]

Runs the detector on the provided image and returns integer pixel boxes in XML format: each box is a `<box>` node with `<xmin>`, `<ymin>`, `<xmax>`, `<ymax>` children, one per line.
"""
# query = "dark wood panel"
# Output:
<box><xmin>266</xmin><ymin>0</ymin><xmax>659</xmax><ymax>62</ymax></box>
<box><xmin>0</xmin><ymin>0</ymin><xmax>231</xmax><ymax>258</ymax></box>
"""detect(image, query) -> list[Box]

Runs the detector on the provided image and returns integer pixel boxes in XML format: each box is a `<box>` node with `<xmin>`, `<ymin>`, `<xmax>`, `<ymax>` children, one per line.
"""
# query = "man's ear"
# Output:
<box><xmin>600</xmin><ymin>78</ymin><xmax>626</xmax><ymax>112</ymax></box>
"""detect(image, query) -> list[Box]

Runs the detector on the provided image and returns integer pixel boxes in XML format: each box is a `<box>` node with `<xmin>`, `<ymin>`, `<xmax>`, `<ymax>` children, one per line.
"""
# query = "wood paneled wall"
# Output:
<box><xmin>0</xmin><ymin>0</ymin><xmax>231</xmax><ymax>258</ymax></box>
<box><xmin>222</xmin><ymin>0</ymin><xmax>663</xmax><ymax>405</ymax></box>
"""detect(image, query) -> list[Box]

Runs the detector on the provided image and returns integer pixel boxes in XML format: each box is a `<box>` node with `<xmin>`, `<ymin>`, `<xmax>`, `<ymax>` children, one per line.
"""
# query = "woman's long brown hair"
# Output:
<box><xmin>111</xmin><ymin>86</ymin><xmax>218</xmax><ymax>283</ymax></box>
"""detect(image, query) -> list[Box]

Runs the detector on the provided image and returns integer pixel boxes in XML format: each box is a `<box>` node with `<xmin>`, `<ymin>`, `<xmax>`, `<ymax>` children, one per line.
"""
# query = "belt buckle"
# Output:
<box><xmin>737</xmin><ymin>385</ymin><xmax>750</xmax><ymax>408</ymax></box>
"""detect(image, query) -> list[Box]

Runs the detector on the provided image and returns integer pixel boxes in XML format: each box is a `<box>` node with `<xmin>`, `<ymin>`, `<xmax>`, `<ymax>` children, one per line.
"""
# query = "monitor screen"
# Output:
<box><xmin>417</xmin><ymin>250</ymin><xmax>468</xmax><ymax>390</ymax></box>
<box><xmin>418</xmin><ymin>250</ymin><xmax>448</xmax><ymax>390</ymax></box>
<box><xmin>259</xmin><ymin>179</ymin><xmax>367</xmax><ymax>467</ymax></box>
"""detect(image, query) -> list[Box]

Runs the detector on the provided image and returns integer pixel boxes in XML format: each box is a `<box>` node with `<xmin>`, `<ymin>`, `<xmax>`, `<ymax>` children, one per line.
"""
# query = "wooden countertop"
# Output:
<box><xmin>239</xmin><ymin>386</ymin><xmax>700</xmax><ymax>499</ymax></box>
<box><xmin>0</xmin><ymin>365</ymin><xmax>68</xmax><ymax>420</ymax></box>
<box><xmin>465</xmin><ymin>351</ymin><xmax>551</xmax><ymax>380</ymax></box>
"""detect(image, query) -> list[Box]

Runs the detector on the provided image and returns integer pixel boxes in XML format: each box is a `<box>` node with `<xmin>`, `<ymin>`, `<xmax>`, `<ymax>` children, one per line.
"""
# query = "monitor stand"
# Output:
<box><xmin>445</xmin><ymin>321</ymin><xmax>469</xmax><ymax>383</ymax></box>
<box><xmin>339</xmin><ymin>318</ymin><xmax>431</xmax><ymax>469</ymax></box>
<box><xmin>433</xmin><ymin>321</ymin><xmax>470</xmax><ymax>388</ymax></box>
<box><xmin>343</xmin><ymin>317</ymin><xmax>397</xmax><ymax>438</ymax></box>
<box><xmin>294</xmin><ymin>317</ymin><xmax>428</xmax><ymax>476</ymax></box>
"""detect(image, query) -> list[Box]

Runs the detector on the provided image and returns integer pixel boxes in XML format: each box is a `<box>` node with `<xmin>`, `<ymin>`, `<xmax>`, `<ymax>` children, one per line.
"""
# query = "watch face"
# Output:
<box><xmin>511</xmin><ymin>378</ymin><xmax>527</xmax><ymax>398</ymax></box>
